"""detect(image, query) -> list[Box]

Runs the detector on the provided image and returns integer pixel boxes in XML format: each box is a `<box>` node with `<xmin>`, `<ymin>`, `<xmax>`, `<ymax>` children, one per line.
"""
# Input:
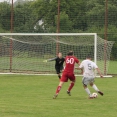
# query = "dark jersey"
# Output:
<box><xmin>47</xmin><ymin>57</ymin><xmax>65</xmax><ymax>74</ymax></box>
<box><xmin>47</xmin><ymin>57</ymin><xmax>65</xmax><ymax>67</ymax></box>
<box><xmin>55</xmin><ymin>57</ymin><xmax>65</xmax><ymax>67</ymax></box>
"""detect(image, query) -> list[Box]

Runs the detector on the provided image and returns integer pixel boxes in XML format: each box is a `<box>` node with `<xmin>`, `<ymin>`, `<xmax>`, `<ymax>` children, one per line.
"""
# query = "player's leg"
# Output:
<box><xmin>82</xmin><ymin>77</ymin><xmax>93</xmax><ymax>99</ymax></box>
<box><xmin>53</xmin><ymin>72</ymin><xmax>68</xmax><ymax>99</ymax></box>
<box><xmin>59</xmin><ymin>65</ymin><xmax>64</xmax><ymax>78</ymax></box>
<box><xmin>56</xmin><ymin>81</ymin><xmax>64</xmax><ymax>94</ymax></box>
<box><xmin>58</xmin><ymin>73</ymin><xmax>61</xmax><ymax>79</ymax></box>
<box><xmin>67</xmin><ymin>81</ymin><xmax>75</xmax><ymax>96</ymax></box>
<box><xmin>90</xmin><ymin>82</ymin><xmax>104</xmax><ymax>96</ymax></box>
<box><xmin>53</xmin><ymin>81</ymin><xmax>64</xmax><ymax>99</ymax></box>
<box><xmin>90</xmin><ymin>81</ymin><xmax>99</xmax><ymax>91</ymax></box>
<box><xmin>55</xmin><ymin>66</ymin><xmax>61</xmax><ymax>79</ymax></box>
<box><xmin>67</xmin><ymin>73</ymin><xmax>75</xmax><ymax>96</ymax></box>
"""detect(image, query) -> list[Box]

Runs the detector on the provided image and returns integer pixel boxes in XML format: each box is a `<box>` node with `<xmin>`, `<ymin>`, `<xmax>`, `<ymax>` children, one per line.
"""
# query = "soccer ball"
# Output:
<box><xmin>92</xmin><ymin>93</ymin><xmax>98</xmax><ymax>98</ymax></box>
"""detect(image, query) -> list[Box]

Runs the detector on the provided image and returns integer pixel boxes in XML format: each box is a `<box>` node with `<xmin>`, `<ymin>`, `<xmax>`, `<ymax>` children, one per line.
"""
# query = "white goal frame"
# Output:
<box><xmin>0</xmin><ymin>32</ymin><xmax>98</xmax><ymax>63</ymax></box>
<box><xmin>0</xmin><ymin>33</ymin><xmax>113</xmax><ymax>77</ymax></box>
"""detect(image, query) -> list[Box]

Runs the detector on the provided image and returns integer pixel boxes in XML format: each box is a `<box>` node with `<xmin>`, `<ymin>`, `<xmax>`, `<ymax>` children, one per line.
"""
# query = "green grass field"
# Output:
<box><xmin>0</xmin><ymin>75</ymin><xmax>117</xmax><ymax>117</ymax></box>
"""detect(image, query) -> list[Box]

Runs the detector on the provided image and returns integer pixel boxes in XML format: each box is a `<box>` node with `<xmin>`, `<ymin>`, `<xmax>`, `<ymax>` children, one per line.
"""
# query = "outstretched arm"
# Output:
<box><xmin>43</xmin><ymin>57</ymin><xmax>57</xmax><ymax>62</ymax></box>
<box><xmin>47</xmin><ymin>57</ymin><xmax>57</xmax><ymax>62</ymax></box>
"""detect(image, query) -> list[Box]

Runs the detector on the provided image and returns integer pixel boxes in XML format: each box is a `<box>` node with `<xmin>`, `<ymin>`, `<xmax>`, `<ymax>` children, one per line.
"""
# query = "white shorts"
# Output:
<box><xmin>82</xmin><ymin>77</ymin><xmax>95</xmax><ymax>86</ymax></box>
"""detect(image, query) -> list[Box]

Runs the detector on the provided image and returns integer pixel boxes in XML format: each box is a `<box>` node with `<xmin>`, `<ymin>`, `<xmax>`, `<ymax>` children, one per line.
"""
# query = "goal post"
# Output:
<box><xmin>94</xmin><ymin>33</ymin><xmax>97</xmax><ymax>65</ymax></box>
<box><xmin>0</xmin><ymin>33</ymin><xmax>114</xmax><ymax>75</ymax></box>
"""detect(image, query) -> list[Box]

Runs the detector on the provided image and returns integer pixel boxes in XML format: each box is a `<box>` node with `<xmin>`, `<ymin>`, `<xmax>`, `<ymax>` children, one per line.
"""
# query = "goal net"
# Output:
<box><xmin>0</xmin><ymin>33</ymin><xmax>114</xmax><ymax>75</ymax></box>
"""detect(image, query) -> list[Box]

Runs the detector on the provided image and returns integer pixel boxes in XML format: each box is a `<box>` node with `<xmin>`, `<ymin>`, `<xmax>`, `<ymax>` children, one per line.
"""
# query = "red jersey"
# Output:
<box><xmin>63</xmin><ymin>56</ymin><xmax>79</xmax><ymax>74</ymax></box>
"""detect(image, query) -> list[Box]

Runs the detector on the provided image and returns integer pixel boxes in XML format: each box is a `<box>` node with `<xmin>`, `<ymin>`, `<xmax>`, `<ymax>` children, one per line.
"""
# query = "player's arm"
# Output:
<box><xmin>96</xmin><ymin>68</ymin><xmax>103</xmax><ymax>78</ymax></box>
<box><xmin>43</xmin><ymin>57</ymin><xmax>57</xmax><ymax>62</ymax></box>
<box><xmin>77</xmin><ymin>64</ymin><xmax>83</xmax><ymax>74</ymax></box>
<box><xmin>75</xmin><ymin>57</ymin><xmax>80</xmax><ymax>67</ymax></box>
<box><xmin>76</xmin><ymin>59</ymin><xmax>83</xmax><ymax>74</ymax></box>
<box><xmin>78</xmin><ymin>60</ymin><xmax>81</xmax><ymax>66</ymax></box>
<box><xmin>75</xmin><ymin>58</ymin><xmax>81</xmax><ymax>69</ymax></box>
<box><xmin>76</xmin><ymin>67</ymin><xmax>83</xmax><ymax>74</ymax></box>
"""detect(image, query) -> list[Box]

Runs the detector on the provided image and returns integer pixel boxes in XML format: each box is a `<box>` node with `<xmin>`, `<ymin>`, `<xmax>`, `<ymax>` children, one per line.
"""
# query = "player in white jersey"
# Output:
<box><xmin>78</xmin><ymin>55</ymin><xmax>104</xmax><ymax>99</ymax></box>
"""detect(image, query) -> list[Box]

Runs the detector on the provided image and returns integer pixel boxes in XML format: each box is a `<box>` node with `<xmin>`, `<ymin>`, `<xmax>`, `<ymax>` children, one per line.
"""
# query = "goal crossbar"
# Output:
<box><xmin>0</xmin><ymin>33</ymin><xmax>97</xmax><ymax>36</ymax></box>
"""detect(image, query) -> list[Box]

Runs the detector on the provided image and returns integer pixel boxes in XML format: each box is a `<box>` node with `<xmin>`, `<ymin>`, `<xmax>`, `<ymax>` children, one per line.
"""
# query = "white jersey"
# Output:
<box><xmin>79</xmin><ymin>59</ymin><xmax>98</xmax><ymax>78</ymax></box>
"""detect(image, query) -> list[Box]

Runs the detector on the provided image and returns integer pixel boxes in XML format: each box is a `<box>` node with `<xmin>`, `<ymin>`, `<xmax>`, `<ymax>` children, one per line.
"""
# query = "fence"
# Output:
<box><xmin>0</xmin><ymin>0</ymin><xmax>117</xmax><ymax>74</ymax></box>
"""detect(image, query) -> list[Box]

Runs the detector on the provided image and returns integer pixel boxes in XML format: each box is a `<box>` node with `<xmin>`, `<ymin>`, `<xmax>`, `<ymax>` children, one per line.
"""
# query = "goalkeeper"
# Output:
<box><xmin>43</xmin><ymin>52</ymin><xmax>65</xmax><ymax>79</ymax></box>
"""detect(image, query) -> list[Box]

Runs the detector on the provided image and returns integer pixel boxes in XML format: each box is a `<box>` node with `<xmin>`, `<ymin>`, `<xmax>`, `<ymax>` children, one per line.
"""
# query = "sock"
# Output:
<box><xmin>92</xmin><ymin>84</ymin><xmax>99</xmax><ymax>92</ymax></box>
<box><xmin>85</xmin><ymin>88</ymin><xmax>92</xmax><ymax>97</ymax></box>
<box><xmin>67</xmin><ymin>82</ymin><xmax>74</xmax><ymax>92</ymax></box>
<box><xmin>56</xmin><ymin>86</ymin><xmax>62</xmax><ymax>94</ymax></box>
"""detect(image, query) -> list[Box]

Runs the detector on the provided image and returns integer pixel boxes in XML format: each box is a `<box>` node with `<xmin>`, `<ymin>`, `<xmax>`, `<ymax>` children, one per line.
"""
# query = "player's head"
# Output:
<box><xmin>86</xmin><ymin>54</ymin><xmax>92</xmax><ymax>60</ymax></box>
<box><xmin>67</xmin><ymin>51</ymin><xmax>74</xmax><ymax>56</ymax></box>
<box><xmin>58</xmin><ymin>52</ymin><xmax>62</xmax><ymax>58</ymax></box>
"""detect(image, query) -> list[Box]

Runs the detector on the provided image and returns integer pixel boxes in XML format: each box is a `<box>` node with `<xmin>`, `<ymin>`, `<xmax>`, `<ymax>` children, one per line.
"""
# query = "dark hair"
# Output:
<box><xmin>86</xmin><ymin>54</ymin><xmax>92</xmax><ymax>59</ymax></box>
<box><xmin>67</xmin><ymin>51</ymin><xmax>74</xmax><ymax>56</ymax></box>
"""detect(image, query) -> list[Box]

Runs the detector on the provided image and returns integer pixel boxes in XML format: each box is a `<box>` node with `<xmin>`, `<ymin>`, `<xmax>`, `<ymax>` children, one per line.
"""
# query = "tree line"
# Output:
<box><xmin>0</xmin><ymin>0</ymin><xmax>117</xmax><ymax>59</ymax></box>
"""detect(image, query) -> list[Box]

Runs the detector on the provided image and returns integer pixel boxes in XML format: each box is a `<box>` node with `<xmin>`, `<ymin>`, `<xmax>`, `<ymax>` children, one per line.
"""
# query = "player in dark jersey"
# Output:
<box><xmin>53</xmin><ymin>51</ymin><xmax>81</xmax><ymax>99</ymax></box>
<box><xmin>43</xmin><ymin>52</ymin><xmax>65</xmax><ymax>79</ymax></box>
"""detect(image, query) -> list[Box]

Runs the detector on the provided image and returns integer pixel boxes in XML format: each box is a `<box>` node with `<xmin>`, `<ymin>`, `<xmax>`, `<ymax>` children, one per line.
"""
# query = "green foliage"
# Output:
<box><xmin>0</xmin><ymin>0</ymin><xmax>117</xmax><ymax>34</ymax></box>
<box><xmin>0</xmin><ymin>25</ymin><xmax>5</xmax><ymax>33</ymax></box>
<box><xmin>0</xmin><ymin>2</ymin><xmax>11</xmax><ymax>31</ymax></box>
<box><xmin>86</xmin><ymin>25</ymin><xmax>117</xmax><ymax>60</ymax></box>
<box><xmin>0</xmin><ymin>0</ymin><xmax>117</xmax><ymax>59</ymax></box>
<box><xmin>29</xmin><ymin>0</ymin><xmax>87</xmax><ymax>32</ymax></box>
<box><xmin>55</xmin><ymin>12</ymin><xmax>73</xmax><ymax>32</ymax></box>
<box><xmin>14</xmin><ymin>2</ymin><xmax>36</xmax><ymax>32</ymax></box>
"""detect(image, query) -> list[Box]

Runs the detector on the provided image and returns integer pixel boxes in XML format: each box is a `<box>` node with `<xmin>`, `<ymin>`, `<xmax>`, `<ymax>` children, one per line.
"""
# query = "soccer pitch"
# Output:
<box><xmin>0</xmin><ymin>75</ymin><xmax>117</xmax><ymax>117</ymax></box>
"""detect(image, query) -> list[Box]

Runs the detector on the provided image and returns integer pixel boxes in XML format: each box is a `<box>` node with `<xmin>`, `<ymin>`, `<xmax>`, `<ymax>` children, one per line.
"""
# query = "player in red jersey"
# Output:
<box><xmin>53</xmin><ymin>51</ymin><xmax>80</xmax><ymax>99</ymax></box>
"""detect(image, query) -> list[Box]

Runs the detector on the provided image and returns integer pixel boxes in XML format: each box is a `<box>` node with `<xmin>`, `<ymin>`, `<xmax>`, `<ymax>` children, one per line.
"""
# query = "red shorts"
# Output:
<box><xmin>60</xmin><ymin>72</ymin><xmax>75</xmax><ymax>82</ymax></box>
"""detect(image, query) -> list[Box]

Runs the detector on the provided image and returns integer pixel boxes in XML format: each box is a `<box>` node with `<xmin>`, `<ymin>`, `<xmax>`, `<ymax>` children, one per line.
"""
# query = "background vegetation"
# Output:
<box><xmin>0</xmin><ymin>0</ymin><xmax>117</xmax><ymax>60</ymax></box>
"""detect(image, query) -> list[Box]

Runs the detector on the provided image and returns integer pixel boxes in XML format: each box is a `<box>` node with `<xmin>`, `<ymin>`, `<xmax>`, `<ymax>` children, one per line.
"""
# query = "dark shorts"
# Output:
<box><xmin>55</xmin><ymin>66</ymin><xmax>63</xmax><ymax>74</ymax></box>
<box><xmin>60</xmin><ymin>72</ymin><xmax>75</xmax><ymax>82</ymax></box>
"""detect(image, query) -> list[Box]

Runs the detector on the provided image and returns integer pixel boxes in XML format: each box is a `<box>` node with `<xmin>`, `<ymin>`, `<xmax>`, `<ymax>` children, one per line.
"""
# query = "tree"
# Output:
<box><xmin>56</xmin><ymin>12</ymin><xmax>73</xmax><ymax>32</ymax></box>
<box><xmin>0</xmin><ymin>2</ymin><xmax>11</xmax><ymax>31</ymax></box>
<box><xmin>30</xmin><ymin>0</ymin><xmax>87</xmax><ymax>32</ymax></box>
<box><xmin>14</xmin><ymin>2</ymin><xmax>36</xmax><ymax>32</ymax></box>
<box><xmin>86</xmin><ymin>0</ymin><xmax>105</xmax><ymax>28</ymax></box>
